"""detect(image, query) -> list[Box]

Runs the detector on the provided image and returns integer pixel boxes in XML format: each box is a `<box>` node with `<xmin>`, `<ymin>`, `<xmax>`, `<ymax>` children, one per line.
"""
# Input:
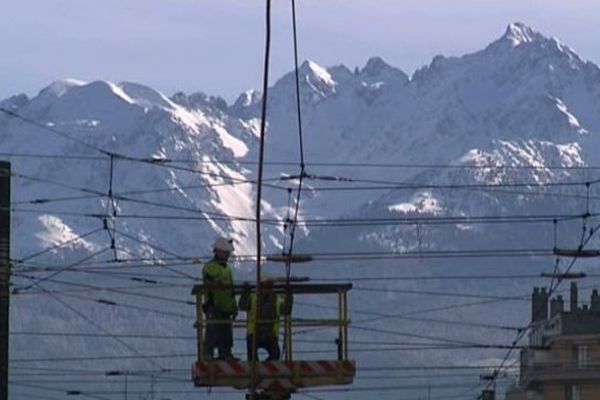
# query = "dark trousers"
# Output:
<box><xmin>204</xmin><ymin>307</ymin><xmax>233</xmax><ymax>359</ymax></box>
<box><xmin>246</xmin><ymin>333</ymin><xmax>280</xmax><ymax>361</ymax></box>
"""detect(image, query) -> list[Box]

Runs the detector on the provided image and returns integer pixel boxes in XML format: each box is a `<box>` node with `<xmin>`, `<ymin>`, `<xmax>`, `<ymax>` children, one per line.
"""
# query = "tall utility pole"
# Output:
<box><xmin>0</xmin><ymin>161</ymin><xmax>11</xmax><ymax>400</ymax></box>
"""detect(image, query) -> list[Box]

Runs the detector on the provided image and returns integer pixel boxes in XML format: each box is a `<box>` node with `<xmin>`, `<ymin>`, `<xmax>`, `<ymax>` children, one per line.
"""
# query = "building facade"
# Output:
<box><xmin>506</xmin><ymin>283</ymin><xmax>600</xmax><ymax>400</ymax></box>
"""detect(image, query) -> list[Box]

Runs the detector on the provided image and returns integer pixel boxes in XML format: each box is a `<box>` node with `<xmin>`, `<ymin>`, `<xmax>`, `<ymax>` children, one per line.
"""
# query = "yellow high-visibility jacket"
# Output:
<box><xmin>239</xmin><ymin>290</ymin><xmax>292</xmax><ymax>336</ymax></box>
<box><xmin>202</xmin><ymin>260</ymin><xmax>237</xmax><ymax>316</ymax></box>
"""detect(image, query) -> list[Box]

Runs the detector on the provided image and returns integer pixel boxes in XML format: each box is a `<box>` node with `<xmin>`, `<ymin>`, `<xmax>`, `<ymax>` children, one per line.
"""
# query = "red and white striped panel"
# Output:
<box><xmin>193</xmin><ymin>361</ymin><xmax>249</xmax><ymax>378</ymax></box>
<box><xmin>214</xmin><ymin>360</ymin><xmax>250</xmax><ymax>375</ymax></box>
<box><xmin>258</xmin><ymin>361</ymin><xmax>294</xmax><ymax>376</ymax></box>
<box><xmin>194</xmin><ymin>360</ymin><xmax>355</xmax><ymax>380</ymax></box>
<box><xmin>300</xmin><ymin>360</ymin><xmax>355</xmax><ymax>376</ymax></box>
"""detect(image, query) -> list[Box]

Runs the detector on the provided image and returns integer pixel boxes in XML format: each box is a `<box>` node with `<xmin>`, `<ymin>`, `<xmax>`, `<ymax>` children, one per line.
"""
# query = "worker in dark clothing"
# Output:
<box><xmin>202</xmin><ymin>237</ymin><xmax>238</xmax><ymax>360</ymax></box>
<box><xmin>239</xmin><ymin>279</ymin><xmax>292</xmax><ymax>361</ymax></box>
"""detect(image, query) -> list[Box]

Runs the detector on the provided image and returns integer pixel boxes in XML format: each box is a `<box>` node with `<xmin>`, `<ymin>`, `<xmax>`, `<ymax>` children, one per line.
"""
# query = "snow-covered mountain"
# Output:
<box><xmin>4</xmin><ymin>22</ymin><xmax>600</xmax><ymax>400</ymax></box>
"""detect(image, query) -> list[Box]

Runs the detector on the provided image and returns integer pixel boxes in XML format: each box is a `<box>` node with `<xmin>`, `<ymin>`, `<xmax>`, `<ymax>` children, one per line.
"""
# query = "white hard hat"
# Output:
<box><xmin>213</xmin><ymin>237</ymin><xmax>234</xmax><ymax>252</ymax></box>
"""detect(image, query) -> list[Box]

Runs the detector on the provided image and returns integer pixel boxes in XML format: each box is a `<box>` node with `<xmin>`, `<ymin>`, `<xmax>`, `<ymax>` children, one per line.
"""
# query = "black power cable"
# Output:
<box><xmin>250</xmin><ymin>0</ymin><xmax>272</xmax><ymax>399</ymax></box>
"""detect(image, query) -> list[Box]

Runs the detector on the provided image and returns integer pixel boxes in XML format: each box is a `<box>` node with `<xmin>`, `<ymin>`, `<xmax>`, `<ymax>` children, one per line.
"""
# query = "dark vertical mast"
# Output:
<box><xmin>0</xmin><ymin>161</ymin><xmax>11</xmax><ymax>400</ymax></box>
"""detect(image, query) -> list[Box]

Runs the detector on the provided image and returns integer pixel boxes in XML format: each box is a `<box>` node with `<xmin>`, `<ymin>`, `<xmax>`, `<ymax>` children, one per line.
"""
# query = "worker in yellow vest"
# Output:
<box><xmin>202</xmin><ymin>237</ymin><xmax>238</xmax><ymax>360</ymax></box>
<box><xmin>239</xmin><ymin>279</ymin><xmax>292</xmax><ymax>361</ymax></box>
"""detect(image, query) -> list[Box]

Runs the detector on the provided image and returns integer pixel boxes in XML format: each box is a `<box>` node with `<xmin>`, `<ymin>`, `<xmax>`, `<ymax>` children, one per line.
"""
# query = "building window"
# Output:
<box><xmin>578</xmin><ymin>345</ymin><xmax>589</xmax><ymax>368</ymax></box>
<box><xmin>566</xmin><ymin>384</ymin><xmax>581</xmax><ymax>400</ymax></box>
<box><xmin>573</xmin><ymin>385</ymin><xmax>581</xmax><ymax>400</ymax></box>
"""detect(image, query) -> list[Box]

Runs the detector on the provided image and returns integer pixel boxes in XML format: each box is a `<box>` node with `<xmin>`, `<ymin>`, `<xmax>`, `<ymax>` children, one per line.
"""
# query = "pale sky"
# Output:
<box><xmin>1</xmin><ymin>0</ymin><xmax>599</xmax><ymax>103</ymax></box>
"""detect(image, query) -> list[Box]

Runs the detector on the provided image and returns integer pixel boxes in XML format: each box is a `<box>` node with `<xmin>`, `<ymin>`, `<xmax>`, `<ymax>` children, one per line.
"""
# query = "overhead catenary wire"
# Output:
<box><xmin>14</xmin><ymin>253</ymin><xmax>586</xmax><ymax>273</ymax></box>
<box><xmin>296</xmin><ymin>300</ymin><xmax>523</xmax><ymax>331</ymax></box>
<box><xmin>3</xmin><ymin>32</ymin><xmax>600</xmax><ymax>400</ymax></box>
<box><xmin>10</xmin><ymin>377</ymin><xmax>191</xmax><ymax>385</ymax></box>
<box><xmin>15</xmin><ymin>256</ymin><xmax>183</xmax><ymax>284</ymax></box>
<box><xmin>6</xmin><ymin>363</ymin><xmax>520</xmax><ymax>376</ymax></box>
<box><xmin>8</xmin><ymin>257</ymin><xmax>556</xmax><ymax>277</ymax></box>
<box><xmin>11</xmin><ymin>193</ymin><xmax>105</xmax><ymax>206</ymax></box>
<box><xmin>12</xmin><ymin>259</ymin><xmax>599</xmax><ymax>296</ymax></box>
<box><xmin>351</xmin><ymin>280</ymin><xmax>600</xmax><ymax>327</ymax></box>
<box><xmin>7</xmin><ymin>276</ymin><xmax>540</xmax><ymax>348</ymax></box>
<box><xmin>9</xmin><ymin>269</ymin><xmax>577</xmax><ymax>306</ymax></box>
<box><xmin>298</xmin><ymin>172</ymin><xmax>600</xmax><ymax>188</ymax></box>
<box><xmin>9</xmin><ymin>278</ymin><xmax>532</xmax><ymax>336</ymax></box>
<box><xmin>278</xmin><ymin>0</ymin><xmax>309</xmax><ymax>362</ymax></box>
<box><xmin>352</xmin><ymin>285</ymin><xmax>527</xmax><ymax>301</ymax></box>
<box><xmin>7</xmin><ymin>164</ymin><xmax>592</xmax><ymax>230</ymax></box>
<box><xmin>7</xmin><ymin>163</ymin><xmax>600</xmax><ymax>204</ymax></box>
<box><xmin>12</xmin><ymin>273</ymin><xmax>600</xmax><ymax>355</ymax></box>
<box><xmin>10</xmin><ymin>259</ymin><xmax>206</xmax><ymax>286</ymax></box>
<box><xmin>3</xmin><ymin>383</ymin><xmax>518</xmax><ymax>397</ymax></box>
<box><xmin>14</xmin><ymin>246</ymin><xmax>112</xmax><ymax>293</ymax></box>
<box><xmin>12</xmin><ymin>332</ymin><xmax>416</xmax><ymax>347</ymax></box>
<box><xmin>6</xmin><ymin>150</ymin><xmax>600</xmax><ymax>172</ymax></box>
<box><xmin>10</xmin><ymin>176</ymin><xmax>600</xmax><ymax>210</ymax></box>
<box><xmin>285</xmin><ymin>0</ymin><xmax>307</xmax><ymax>273</ymax></box>
<box><xmin>3</xmin><ymin>366</ymin><xmax>520</xmax><ymax>395</ymax></box>
<box><xmin>110</xmin><ymin>229</ymin><xmax>197</xmax><ymax>280</ymax></box>
<box><xmin>11</xmin><ymin>205</ymin><xmax>598</xmax><ymax>229</ymax></box>
<box><xmin>9</xmin><ymin>381</ymin><xmax>114</xmax><ymax>400</ymax></box>
<box><xmin>14</xmin><ymin>246</ymin><xmax>560</xmax><ymax>264</ymax></box>
<box><xmin>6</xmin><ymin>342</ymin><xmax>533</xmax><ymax>365</ymax></box>
<box><xmin>315</xmin><ymin>273</ymin><xmax>554</xmax><ymax>282</ymax></box>
<box><xmin>10</xmin><ymin>271</ymin><xmax>195</xmax><ymax>305</ymax></box>
<box><xmin>6</xmin><ymin>361</ymin><xmax>521</xmax><ymax>373</ymax></box>
<box><xmin>0</xmin><ymin>110</ymin><xmax>291</xmax><ymax>194</ymax></box>
<box><xmin>7</xmin><ymin>331</ymin><xmax>529</xmax><ymax>351</ymax></box>
<box><xmin>251</xmin><ymin>0</ymin><xmax>272</xmax><ymax>398</ymax></box>
<box><xmin>10</xmin><ymin>207</ymin><xmax>262</xmax><ymax>225</ymax></box>
<box><xmin>0</xmin><ymin>107</ymin><xmax>112</xmax><ymax>156</ymax></box>
<box><xmin>12</xmin><ymin>171</ymin><xmax>106</xmax><ymax>196</ymax></box>
<box><xmin>15</xmin><ymin>276</ymin><xmax>168</xmax><ymax>371</ymax></box>
<box><xmin>484</xmin><ymin>219</ymin><xmax>600</xmax><ymax>392</ymax></box>
<box><xmin>14</xmin><ymin>227</ymin><xmax>105</xmax><ymax>263</ymax></box>
<box><xmin>293</xmin><ymin>280</ymin><xmax>600</xmax><ymax>338</ymax></box>
<box><xmin>46</xmin><ymin>291</ymin><xmax>193</xmax><ymax>319</ymax></box>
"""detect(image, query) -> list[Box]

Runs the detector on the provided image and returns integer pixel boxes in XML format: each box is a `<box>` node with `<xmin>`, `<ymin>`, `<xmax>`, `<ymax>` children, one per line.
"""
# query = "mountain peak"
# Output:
<box><xmin>502</xmin><ymin>22</ymin><xmax>544</xmax><ymax>47</ymax></box>
<box><xmin>299</xmin><ymin>60</ymin><xmax>336</xmax><ymax>86</ymax></box>
<box><xmin>118</xmin><ymin>81</ymin><xmax>174</xmax><ymax>109</ymax></box>
<box><xmin>0</xmin><ymin>93</ymin><xmax>29</xmax><ymax>111</ymax></box>
<box><xmin>235</xmin><ymin>89</ymin><xmax>262</xmax><ymax>107</ymax></box>
<box><xmin>362</xmin><ymin>57</ymin><xmax>390</xmax><ymax>74</ymax></box>
<box><xmin>480</xmin><ymin>22</ymin><xmax>585</xmax><ymax>70</ymax></box>
<box><xmin>40</xmin><ymin>78</ymin><xmax>86</xmax><ymax>98</ymax></box>
<box><xmin>359</xmin><ymin>56</ymin><xmax>409</xmax><ymax>85</ymax></box>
